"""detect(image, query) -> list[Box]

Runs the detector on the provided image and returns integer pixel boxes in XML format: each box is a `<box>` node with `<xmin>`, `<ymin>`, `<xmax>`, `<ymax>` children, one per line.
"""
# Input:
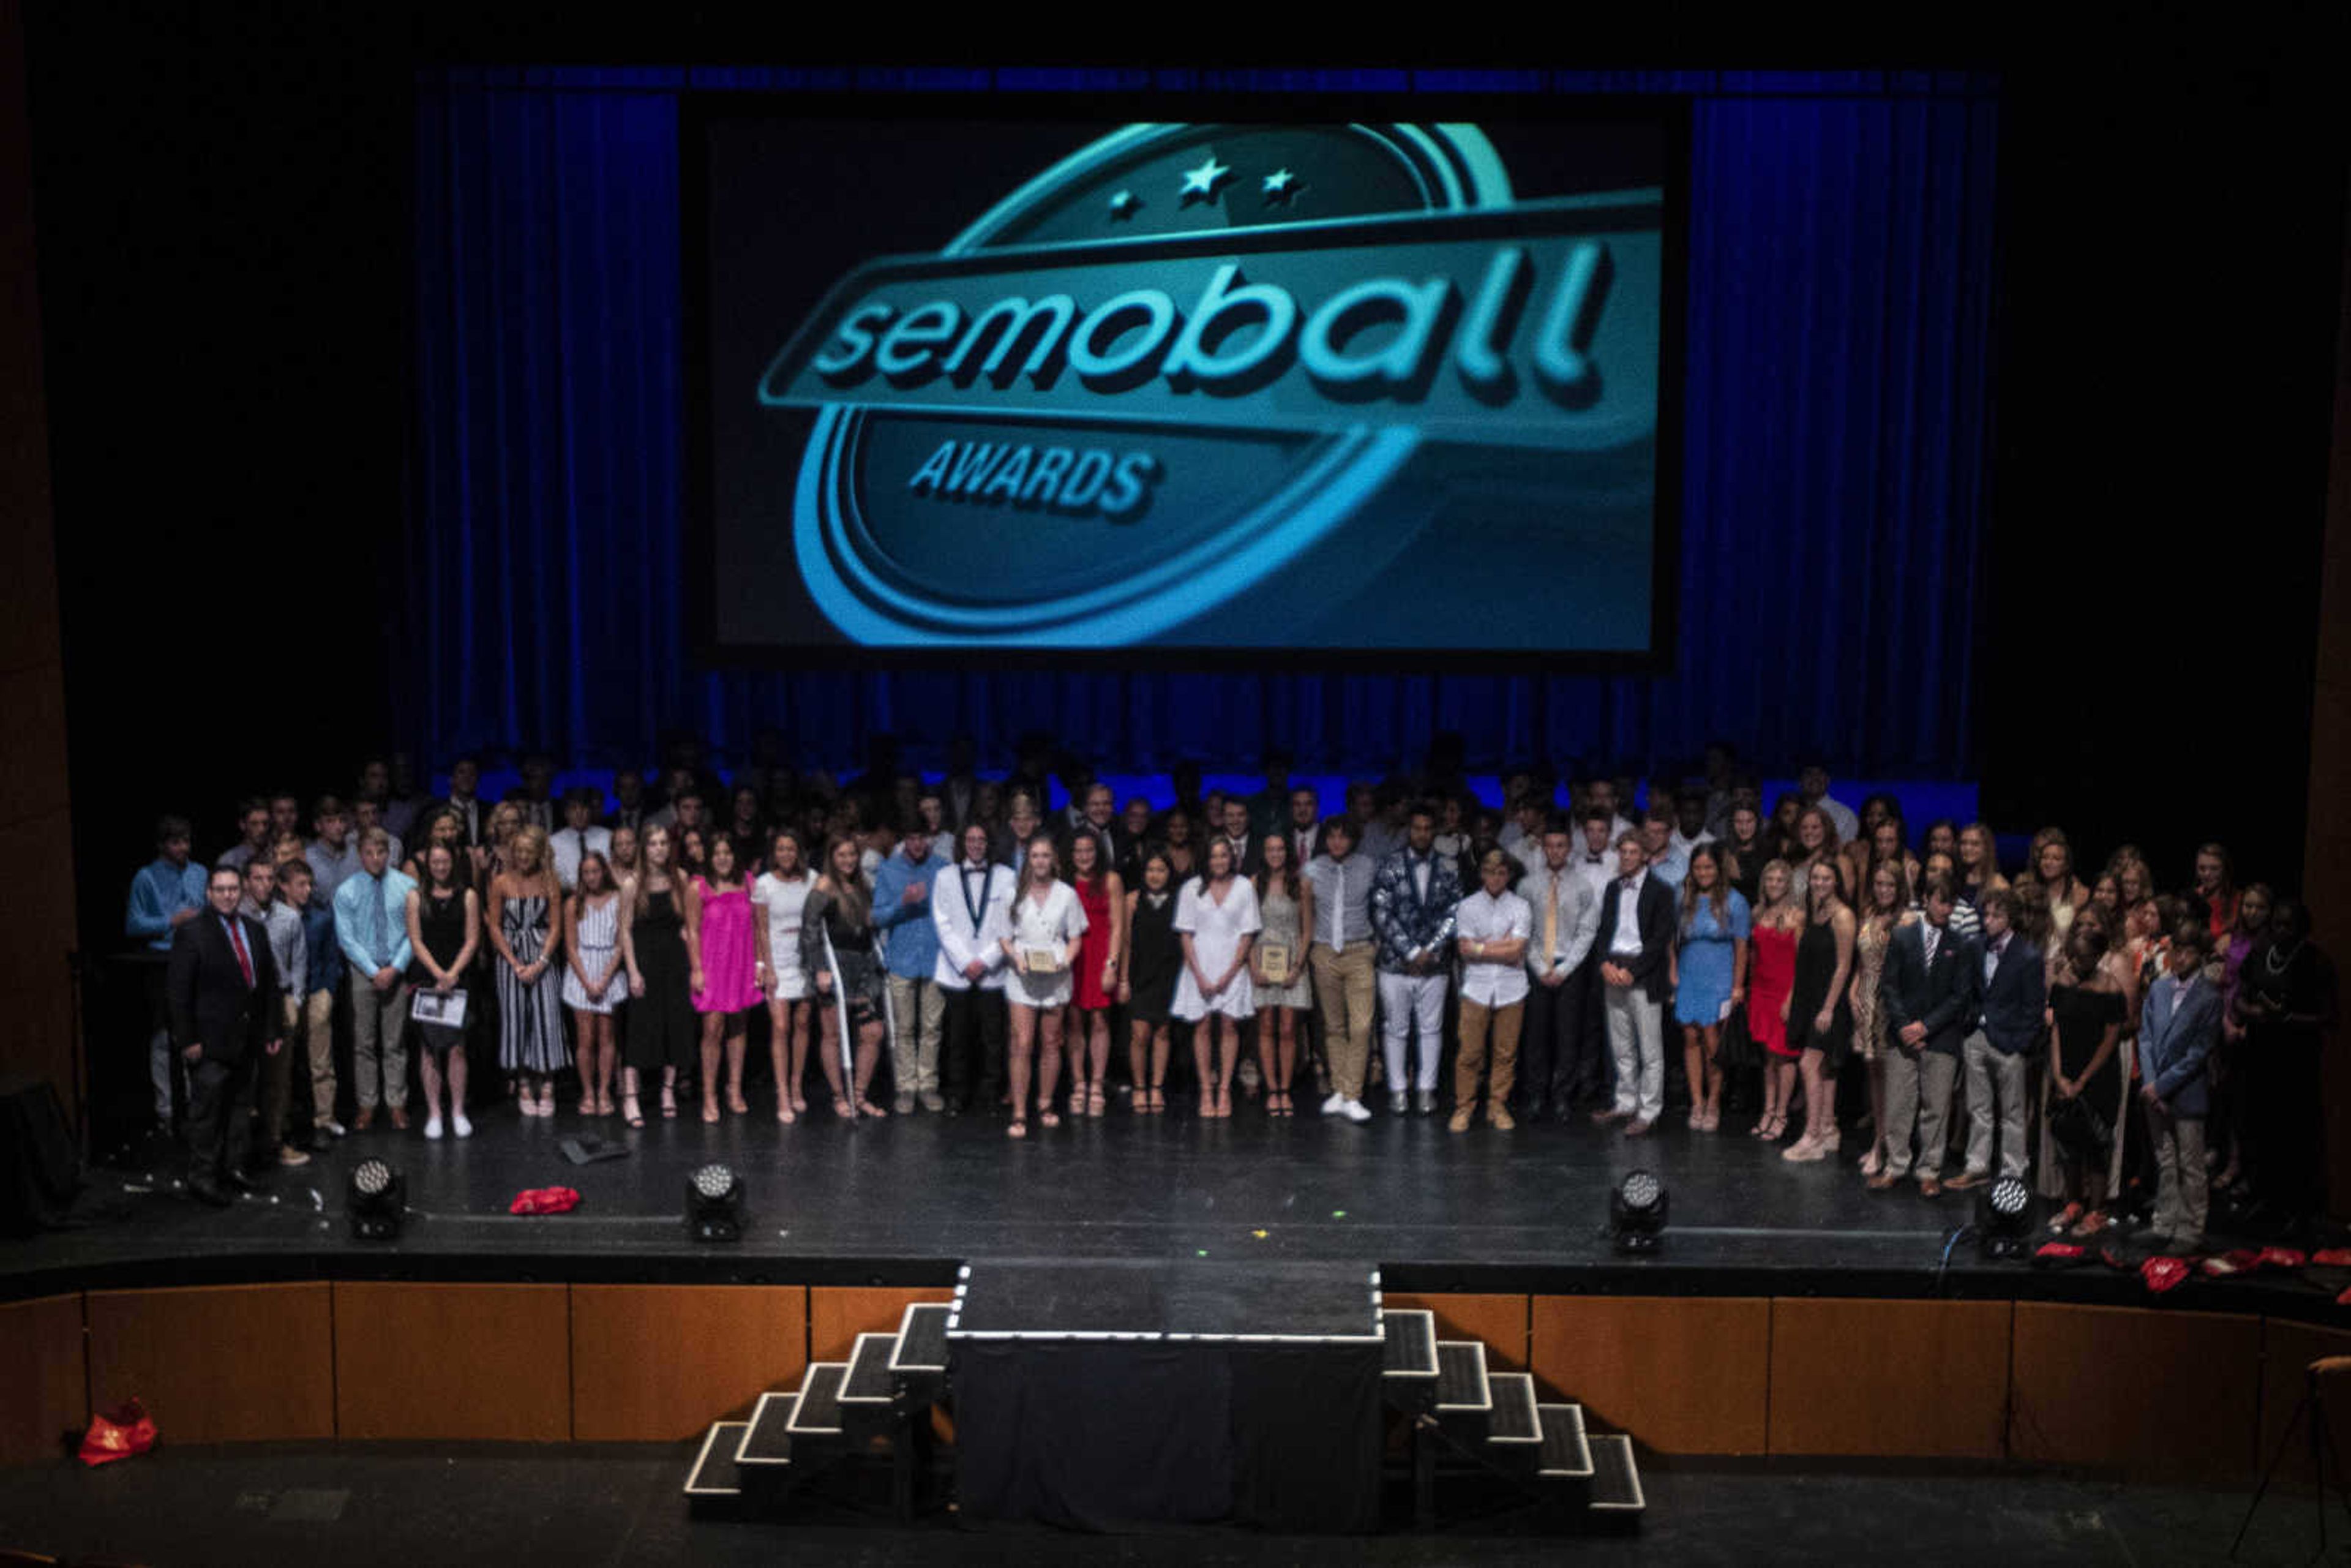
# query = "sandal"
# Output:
<box><xmin>1198</xmin><ymin>1087</ymin><xmax>1215</xmax><ymax>1119</ymax></box>
<box><xmin>1007</xmin><ymin>1117</ymin><xmax>1027</xmax><ymax>1139</ymax></box>
<box><xmin>2071</xmin><ymin>1210</ymin><xmax>2109</xmax><ymax>1240</ymax></box>
<box><xmin>702</xmin><ymin>1098</ymin><xmax>721</xmax><ymax>1124</ymax></box>
<box><xmin>1039</xmin><ymin>1101</ymin><xmax>1062</xmax><ymax>1130</ymax></box>
<box><xmin>833</xmin><ymin>1095</ymin><xmax>857</xmax><ymax>1122</ymax></box>
<box><xmin>660</xmin><ymin>1085</ymin><xmax>678</xmax><ymax>1119</ymax></box>
<box><xmin>858</xmin><ymin>1098</ymin><xmax>888</xmax><ymax>1119</ymax></box>
<box><xmin>727</xmin><ymin>1090</ymin><xmax>750</xmax><ymax>1116</ymax></box>
<box><xmin>623</xmin><ymin>1093</ymin><xmax>645</xmax><ymax>1129</ymax></box>
<box><xmin>777</xmin><ymin>1098</ymin><xmax>797</xmax><ymax>1125</ymax></box>
<box><xmin>1069</xmin><ymin>1087</ymin><xmax>1087</xmax><ymax>1117</ymax></box>
<box><xmin>1147</xmin><ymin>1084</ymin><xmax>1166</xmax><ymax>1114</ymax></box>
<box><xmin>1087</xmin><ymin>1086</ymin><xmax>1106</xmax><ymax>1118</ymax></box>
<box><xmin>2047</xmin><ymin>1201</ymin><xmax>2085</xmax><ymax>1234</ymax></box>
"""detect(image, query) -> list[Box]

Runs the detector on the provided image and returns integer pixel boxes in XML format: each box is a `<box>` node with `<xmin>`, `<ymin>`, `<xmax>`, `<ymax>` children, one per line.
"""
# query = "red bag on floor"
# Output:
<box><xmin>2142</xmin><ymin>1256</ymin><xmax>2191</xmax><ymax>1295</ymax></box>
<box><xmin>2258</xmin><ymin>1246</ymin><xmax>2309</xmax><ymax>1272</ymax></box>
<box><xmin>79</xmin><ymin>1398</ymin><xmax>157</xmax><ymax>1466</ymax></box>
<box><xmin>509</xmin><ymin>1186</ymin><xmax>581</xmax><ymax>1215</ymax></box>
<box><xmin>2311</xmin><ymin>1248</ymin><xmax>2351</xmax><ymax>1268</ymax></box>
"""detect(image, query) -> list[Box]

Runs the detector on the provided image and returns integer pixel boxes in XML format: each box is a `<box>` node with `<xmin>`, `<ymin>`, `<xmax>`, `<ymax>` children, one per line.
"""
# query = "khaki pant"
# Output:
<box><xmin>296</xmin><ymin>987</ymin><xmax>337</xmax><ymax>1123</ymax></box>
<box><xmin>1960</xmin><ymin>1031</ymin><xmax>2031</xmax><ymax>1180</ymax></box>
<box><xmin>886</xmin><ymin>973</ymin><xmax>947</xmax><ymax>1095</ymax></box>
<box><xmin>352</xmin><ymin>975</ymin><xmax>409</xmax><ymax>1110</ymax></box>
<box><xmin>1881</xmin><ymin>1046</ymin><xmax>1959</xmax><ymax>1180</ymax></box>
<box><xmin>255</xmin><ymin>996</ymin><xmax>301</xmax><ymax>1152</ymax></box>
<box><xmin>1310</xmin><ymin>941</ymin><xmax>1376</xmax><ymax>1100</ymax></box>
<box><xmin>1455</xmin><ymin>998</ymin><xmax>1523</xmax><ymax>1112</ymax></box>
<box><xmin>2151</xmin><ymin>1106</ymin><xmax>2208</xmax><ymax>1248</ymax></box>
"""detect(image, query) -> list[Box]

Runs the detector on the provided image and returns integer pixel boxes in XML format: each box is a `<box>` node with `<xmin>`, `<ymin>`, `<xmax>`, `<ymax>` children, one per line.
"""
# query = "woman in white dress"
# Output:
<box><xmin>753</xmin><ymin>829</ymin><xmax>816</xmax><ymax>1123</ymax></box>
<box><xmin>999</xmin><ymin>835</ymin><xmax>1087</xmax><ymax>1138</ymax></box>
<box><xmin>561</xmin><ymin>850</ymin><xmax>627</xmax><ymax>1116</ymax></box>
<box><xmin>1174</xmin><ymin>836</ymin><xmax>1261</xmax><ymax>1119</ymax></box>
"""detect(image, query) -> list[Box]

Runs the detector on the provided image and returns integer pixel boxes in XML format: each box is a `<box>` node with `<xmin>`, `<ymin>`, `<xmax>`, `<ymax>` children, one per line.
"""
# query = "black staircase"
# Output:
<box><xmin>683</xmin><ymin>1277</ymin><xmax>1643</xmax><ymax>1532</ymax></box>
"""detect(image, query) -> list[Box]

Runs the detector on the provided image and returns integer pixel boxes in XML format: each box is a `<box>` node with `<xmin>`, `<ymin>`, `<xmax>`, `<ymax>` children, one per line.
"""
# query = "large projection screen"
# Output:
<box><xmin>686</xmin><ymin>103</ymin><xmax>1684</xmax><ymax>669</ymax></box>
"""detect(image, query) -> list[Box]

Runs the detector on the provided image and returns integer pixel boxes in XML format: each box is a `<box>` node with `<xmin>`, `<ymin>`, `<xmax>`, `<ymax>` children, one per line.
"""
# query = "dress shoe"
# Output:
<box><xmin>388</xmin><ymin>1106</ymin><xmax>410</xmax><ymax>1130</ymax></box>
<box><xmin>353</xmin><ymin>1106</ymin><xmax>375</xmax><ymax>1132</ymax></box>
<box><xmin>1866</xmin><ymin>1172</ymin><xmax>1899</xmax><ymax>1192</ymax></box>
<box><xmin>1488</xmin><ymin>1105</ymin><xmax>1516</xmax><ymax>1132</ymax></box>
<box><xmin>1591</xmin><ymin>1108</ymin><xmax>1629</xmax><ymax>1125</ymax></box>
<box><xmin>189</xmin><ymin>1180</ymin><xmax>231</xmax><ymax>1209</ymax></box>
<box><xmin>944</xmin><ymin>1100</ymin><xmax>964</xmax><ymax>1117</ymax></box>
<box><xmin>223</xmin><ymin>1170</ymin><xmax>261</xmax><ymax>1195</ymax></box>
<box><xmin>278</xmin><ymin>1145</ymin><xmax>312</xmax><ymax>1169</ymax></box>
<box><xmin>1412</xmin><ymin>1089</ymin><xmax>1437</xmax><ymax>1115</ymax></box>
<box><xmin>1521</xmin><ymin>1097</ymin><xmax>1549</xmax><ymax>1123</ymax></box>
<box><xmin>1943</xmin><ymin>1171</ymin><xmax>1987</xmax><ymax>1191</ymax></box>
<box><xmin>1623</xmin><ymin>1117</ymin><xmax>1654</xmax><ymax>1137</ymax></box>
<box><xmin>1447</xmin><ymin>1106</ymin><xmax>1475</xmax><ymax>1133</ymax></box>
<box><xmin>1918</xmin><ymin>1176</ymin><xmax>1944</xmax><ymax>1198</ymax></box>
<box><xmin>895</xmin><ymin>1092</ymin><xmax>917</xmax><ymax>1116</ymax></box>
<box><xmin>920</xmin><ymin>1091</ymin><xmax>945</xmax><ymax>1114</ymax></box>
<box><xmin>1389</xmin><ymin>1092</ymin><xmax>1409</xmax><ymax>1115</ymax></box>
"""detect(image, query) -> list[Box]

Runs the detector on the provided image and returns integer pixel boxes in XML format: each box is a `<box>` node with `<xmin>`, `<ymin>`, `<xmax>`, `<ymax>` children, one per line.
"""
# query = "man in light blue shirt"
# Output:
<box><xmin>126</xmin><ymin>814</ymin><xmax>209</xmax><ymax>1124</ymax></box>
<box><xmin>872</xmin><ymin>822</ymin><xmax>948</xmax><ymax>1114</ymax></box>
<box><xmin>333</xmin><ymin>828</ymin><xmax>416</xmax><ymax>1128</ymax></box>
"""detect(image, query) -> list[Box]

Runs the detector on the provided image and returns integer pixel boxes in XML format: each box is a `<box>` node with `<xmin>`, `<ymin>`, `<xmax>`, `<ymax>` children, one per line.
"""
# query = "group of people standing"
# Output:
<box><xmin>132</xmin><ymin>748</ymin><xmax>2334</xmax><ymax>1251</ymax></box>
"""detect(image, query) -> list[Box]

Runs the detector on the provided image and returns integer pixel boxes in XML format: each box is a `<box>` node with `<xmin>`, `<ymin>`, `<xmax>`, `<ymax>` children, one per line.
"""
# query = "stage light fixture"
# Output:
<box><xmin>1609</xmin><ymin>1169</ymin><xmax>1668</xmax><ymax>1255</ymax></box>
<box><xmin>687</xmin><ymin>1163</ymin><xmax>744</xmax><ymax>1244</ymax></box>
<box><xmin>1978</xmin><ymin>1176</ymin><xmax>2034</xmax><ymax>1259</ymax></box>
<box><xmin>347</xmin><ymin>1158</ymin><xmax>406</xmax><ymax>1242</ymax></box>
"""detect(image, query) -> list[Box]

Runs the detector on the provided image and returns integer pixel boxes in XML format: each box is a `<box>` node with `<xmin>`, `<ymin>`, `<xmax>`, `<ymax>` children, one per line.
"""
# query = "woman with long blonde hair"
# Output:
<box><xmin>489</xmin><ymin>823</ymin><xmax>569</xmax><ymax>1117</ymax></box>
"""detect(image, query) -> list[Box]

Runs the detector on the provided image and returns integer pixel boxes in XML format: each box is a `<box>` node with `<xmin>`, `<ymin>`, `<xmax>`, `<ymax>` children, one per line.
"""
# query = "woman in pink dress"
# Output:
<box><xmin>1745</xmin><ymin>860</ymin><xmax>1802</xmax><ymax>1142</ymax></box>
<box><xmin>687</xmin><ymin>835</ymin><xmax>765</xmax><ymax>1122</ymax></box>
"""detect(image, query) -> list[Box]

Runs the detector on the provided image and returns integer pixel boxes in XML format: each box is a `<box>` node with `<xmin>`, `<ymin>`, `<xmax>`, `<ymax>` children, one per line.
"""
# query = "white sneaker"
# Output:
<box><xmin>424</xmin><ymin>1116</ymin><xmax>444</xmax><ymax>1140</ymax></box>
<box><xmin>1320</xmin><ymin>1091</ymin><xmax>1347</xmax><ymax>1116</ymax></box>
<box><xmin>1340</xmin><ymin>1098</ymin><xmax>1373</xmax><ymax>1124</ymax></box>
<box><xmin>452</xmin><ymin>1112</ymin><xmax>473</xmax><ymax>1139</ymax></box>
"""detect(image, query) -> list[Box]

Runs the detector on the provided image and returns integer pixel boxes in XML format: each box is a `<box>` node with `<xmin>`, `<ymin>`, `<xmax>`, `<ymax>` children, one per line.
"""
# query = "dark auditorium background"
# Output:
<box><xmin>2</xmin><ymin>12</ymin><xmax>2345</xmax><ymax>1190</ymax></box>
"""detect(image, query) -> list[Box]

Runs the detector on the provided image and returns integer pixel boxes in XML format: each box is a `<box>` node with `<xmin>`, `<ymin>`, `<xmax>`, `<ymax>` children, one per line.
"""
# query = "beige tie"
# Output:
<box><xmin>1543</xmin><ymin>876</ymin><xmax>1560</xmax><ymax>967</ymax></box>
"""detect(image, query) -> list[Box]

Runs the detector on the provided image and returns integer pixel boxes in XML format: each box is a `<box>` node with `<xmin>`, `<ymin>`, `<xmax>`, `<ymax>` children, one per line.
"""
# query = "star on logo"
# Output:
<box><xmin>1108</xmin><ymin>189</ymin><xmax>1140</xmax><ymax>220</ymax></box>
<box><xmin>1179</xmin><ymin>152</ymin><xmax>1230</xmax><ymax>204</ymax></box>
<box><xmin>1261</xmin><ymin>168</ymin><xmax>1298</xmax><ymax>204</ymax></box>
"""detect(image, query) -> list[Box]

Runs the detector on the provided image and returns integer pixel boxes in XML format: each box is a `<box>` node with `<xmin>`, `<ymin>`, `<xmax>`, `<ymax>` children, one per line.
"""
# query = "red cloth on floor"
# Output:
<box><xmin>2033</xmin><ymin>1242</ymin><xmax>2088</xmax><ymax>1266</ymax></box>
<box><xmin>509</xmin><ymin>1186</ymin><xmax>582</xmax><ymax>1215</ymax></box>
<box><xmin>2142</xmin><ymin>1256</ymin><xmax>2191</xmax><ymax>1295</ymax></box>
<box><xmin>2258</xmin><ymin>1246</ymin><xmax>2309</xmax><ymax>1272</ymax></box>
<box><xmin>79</xmin><ymin>1398</ymin><xmax>156</xmax><ymax>1466</ymax></box>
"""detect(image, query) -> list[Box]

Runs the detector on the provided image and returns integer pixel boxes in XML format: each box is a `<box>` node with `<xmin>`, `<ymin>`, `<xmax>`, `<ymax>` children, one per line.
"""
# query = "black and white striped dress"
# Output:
<box><xmin>498</xmin><ymin>894</ymin><xmax>571</xmax><ymax>1073</ymax></box>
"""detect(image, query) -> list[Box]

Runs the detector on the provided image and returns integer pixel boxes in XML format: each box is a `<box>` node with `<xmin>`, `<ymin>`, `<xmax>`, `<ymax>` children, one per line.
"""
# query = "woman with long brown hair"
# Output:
<box><xmin>1172</xmin><ymin>836</ymin><xmax>1261</xmax><ymax>1119</ymax></box>
<box><xmin>1781</xmin><ymin>858</ymin><xmax>1856</xmax><ymax>1163</ymax></box>
<box><xmin>2020</xmin><ymin>828</ymin><xmax>2091</xmax><ymax>951</ymax></box>
<box><xmin>801</xmin><ymin>835</ymin><xmax>891</xmax><ymax>1122</ymax></box>
<box><xmin>619</xmin><ymin>822</ymin><xmax>694</xmax><ymax>1125</ymax></box>
<box><xmin>1670</xmin><ymin>846</ymin><xmax>1747</xmax><ymax>1134</ymax></box>
<box><xmin>686</xmin><ymin>833</ymin><xmax>763</xmax><ymax>1122</ymax></box>
<box><xmin>1062</xmin><ymin>830</ymin><xmax>1125</xmax><ymax>1119</ymax></box>
<box><xmin>1120</xmin><ymin>847</ymin><xmax>1183</xmax><ymax>1115</ymax></box>
<box><xmin>1955</xmin><ymin>822</ymin><xmax>2006</xmax><ymax>914</ymax></box>
<box><xmin>561</xmin><ymin>850</ymin><xmax>625</xmax><ymax>1116</ymax></box>
<box><xmin>1001</xmin><ymin>834</ymin><xmax>1087</xmax><ymax>1136</ymax></box>
<box><xmin>753</xmin><ymin>828</ymin><xmax>814</xmax><ymax>1123</ymax></box>
<box><xmin>1251</xmin><ymin>831</ymin><xmax>1316</xmax><ymax>1119</ymax></box>
<box><xmin>1850</xmin><ymin>858</ymin><xmax>1908</xmax><ymax>1178</ymax></box>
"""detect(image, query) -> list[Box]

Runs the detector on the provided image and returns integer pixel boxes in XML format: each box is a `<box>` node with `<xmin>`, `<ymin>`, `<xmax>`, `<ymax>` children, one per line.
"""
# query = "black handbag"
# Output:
<box><xmin>1716</xmin><ymin>1002</ymin><xmax>1760</xmax><ymax>1071</ymax></box>
<box><xmin>2049</xmin><ymin>1090</ymin><xmax>2112</xmax><ymax>1160</ymax></box>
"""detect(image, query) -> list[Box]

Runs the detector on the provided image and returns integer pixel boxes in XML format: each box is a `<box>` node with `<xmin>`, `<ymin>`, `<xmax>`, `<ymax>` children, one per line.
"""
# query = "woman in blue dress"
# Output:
<box><xmin>1670</xmin><ymin>846</ymin><xmax>1749</xmax><ymax>1133</ymax></box>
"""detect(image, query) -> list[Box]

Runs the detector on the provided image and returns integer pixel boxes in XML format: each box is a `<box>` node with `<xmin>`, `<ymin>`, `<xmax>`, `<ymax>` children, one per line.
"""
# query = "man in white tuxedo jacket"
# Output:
<box><xmin>933</xmin><ymin>821</ymin><xmax>1014</xmax><ymax>1116</ymax></box>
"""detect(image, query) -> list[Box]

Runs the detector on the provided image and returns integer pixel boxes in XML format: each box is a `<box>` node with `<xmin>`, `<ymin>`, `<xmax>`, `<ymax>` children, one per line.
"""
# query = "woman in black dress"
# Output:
<box><xmin>1781</xmin><ymin>858</ymin><xmax>1855</xmax><ymax>1164</ymax></box>
<box><xmin>801</xmin><ymin>835</ymin><xmax>891</xmax><ymax>1122</ymax></box>
<box><xmin>2235</xmin><ymin>901</ymin><xmax>2338</xmax><ymax>1230</ymax></box>
<box><xmin>2045</xmin><ymin>922</ymin><xmax>2128</xmax><ymax>1238</ymax></box>
<box><xmin>403</xmin><ymin>841</ymin><xmax>479</xmax><ymax>1140</ymax></box>
<box><xmin>618</xmin><ymin>823</ymin><xmax>695</xmax><ymax>1127</ymax></box>
<box><xmin>1120</xmin><ymin>849</ymin><xmax>1182</xmax><ymax>1114</ymax></box>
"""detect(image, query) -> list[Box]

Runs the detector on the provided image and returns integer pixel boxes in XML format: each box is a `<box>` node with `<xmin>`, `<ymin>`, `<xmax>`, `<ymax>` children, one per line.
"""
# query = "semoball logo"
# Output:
<box><xmin>754</xmin><ymin>123</ymin><xmax>1662</xmax><ymax>648</ymax></box>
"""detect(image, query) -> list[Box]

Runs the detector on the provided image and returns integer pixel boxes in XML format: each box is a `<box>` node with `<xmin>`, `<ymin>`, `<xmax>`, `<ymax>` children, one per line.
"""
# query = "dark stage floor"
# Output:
<box><xmin>12</xmin><ymin>1091</ymin><xmax>2347</xmax><ymax>1319</ymax></box>
<box><xmin>0</xmin><ymin>1439</ymin><xmax>2308</xmax><ymax>1566</ymax></box>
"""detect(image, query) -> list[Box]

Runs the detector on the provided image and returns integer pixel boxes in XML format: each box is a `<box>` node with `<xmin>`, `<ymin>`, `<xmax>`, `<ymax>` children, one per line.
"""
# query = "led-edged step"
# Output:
<box><xmin>891</xmin><ymin>1303</ymin><xmax>951</xmax><ymax>1375</ymax></box>
<box><xmin>1537</xmin><ymin>1402</ymin><xmax>1595</xmax><ymax>1482</ymax></box>
<box><xmin>1433</xmin><ymin>1339</ymin><xmax>1491</xmax><ymax>1416</ymax></box>
<box><xmin>786</xmin><ymin>1362</ymin><xmax>850</xmax><ymax>1442</ymax></box>
<box><xmin>684</xmin><ymin>1419</ymin><xmax>750</xmax><ymax>1502</ymax></box>
<box><xmin>733</xmin><ymin>1390</ymin><xmax>800</xmax><ymax>1469</ymax></box>
<box><xmin>1587</xmin><ymin>1433</ymin><xmax>1646</xmax><ymax>1522</ymax></box>
<box><xmin>1483</xmin><ymin>1371</ymin><xmax>1542</xmax><ymax>1468</ymax></box>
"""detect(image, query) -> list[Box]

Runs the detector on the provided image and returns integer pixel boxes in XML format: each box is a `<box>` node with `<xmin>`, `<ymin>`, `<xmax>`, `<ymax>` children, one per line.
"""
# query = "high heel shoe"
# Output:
<box><xmin>623</xmin><ymin>1094</ymin><xmax>644</xmax><ymax>1129</ymax></box>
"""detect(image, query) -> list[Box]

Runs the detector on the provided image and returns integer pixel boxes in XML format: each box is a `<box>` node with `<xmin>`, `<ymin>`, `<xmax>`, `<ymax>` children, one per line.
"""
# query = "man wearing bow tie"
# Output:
<box><xmin>933</xmin><ymin>822</ymin><xmax>1013</xmax><ymax>1115</ymax></box>
<box><xmin>168</xmin><ymin>865</ymin><xmax>285</xmax><ymax>1206</ymax></box>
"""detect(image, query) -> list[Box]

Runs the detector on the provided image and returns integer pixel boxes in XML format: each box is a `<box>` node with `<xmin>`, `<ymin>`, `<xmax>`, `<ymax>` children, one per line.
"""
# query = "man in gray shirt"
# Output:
<box><xmin>1303</xmin><ymin>815</ymin><xmax>1378</xmax><ymax>1123</ymax></box>
<box><xmin>1517</xmin><ymin>816</ymin><xmax>1602</xmax><ymax>1120</ymax></box>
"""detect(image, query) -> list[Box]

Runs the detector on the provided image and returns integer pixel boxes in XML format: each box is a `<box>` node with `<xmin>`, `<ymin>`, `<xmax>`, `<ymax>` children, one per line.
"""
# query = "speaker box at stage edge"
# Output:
<box><xmin>0</xmin><ymin>1075</ymin><xmax>83</xmax><ymax>1236</ymax></box>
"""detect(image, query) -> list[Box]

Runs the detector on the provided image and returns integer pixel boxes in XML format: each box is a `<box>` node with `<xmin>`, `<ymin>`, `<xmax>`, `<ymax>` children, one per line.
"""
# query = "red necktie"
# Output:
<box><xmin>228</xmin><ymin>919</ymin><xmax>255</xmax><ymax>988</ymax></box>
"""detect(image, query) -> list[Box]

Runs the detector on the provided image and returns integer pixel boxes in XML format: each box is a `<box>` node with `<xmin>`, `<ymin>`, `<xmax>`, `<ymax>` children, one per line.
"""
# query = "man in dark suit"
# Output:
<box><xmin>1948</xmin><ymin>888</ymin><xmax>2046</xmax><ymax>1190</ymax></box>
<box><xmin>1590</xmin><ymin>832</ymin><xmax>1678</xmax><ymax>1135</ymax></box>
<box><xmin>424</xmin><ymin>754</ymin><xmax>486</xmax><ymax>847</ymax></box>
<box><xmin>168</xmin><ymin>865</ymin><xmax>285</xmax><ymax>1206</ymax></box>
<box><xmin>1871</xmin><ymin>876</ymin><xmax>1978</xmax><ymax>1195</ymax></box>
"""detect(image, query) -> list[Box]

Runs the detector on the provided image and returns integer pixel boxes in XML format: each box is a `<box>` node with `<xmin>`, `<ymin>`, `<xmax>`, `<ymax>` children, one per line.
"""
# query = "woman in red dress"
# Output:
<box><xmin>1746</xmin><ymin>859</ymin><xmax>1802</xmax><ymax>1141</ymax></box>
<box><xmin>1063</xmin><ymin>830</ymin><xmax>1125</xmax><ymax>1118</ymax></box>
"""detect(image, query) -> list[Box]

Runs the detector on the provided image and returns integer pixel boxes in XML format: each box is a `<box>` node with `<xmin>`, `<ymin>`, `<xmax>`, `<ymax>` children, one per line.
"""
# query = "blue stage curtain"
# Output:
<box><xmin>405</xmin><ymin>70</ymin><xmax>1997</xmax><ymax>778</ymax></box>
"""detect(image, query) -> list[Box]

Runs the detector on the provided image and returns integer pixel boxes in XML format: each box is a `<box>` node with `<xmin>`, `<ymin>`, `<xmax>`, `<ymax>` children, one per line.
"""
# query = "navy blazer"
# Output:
<box><xmin>2139</xmin><ymin>970</ymin><xmax>2223</xmax><ymax>1118</ymax></box>
<box><xmin>1976</xmin><ymin>933</ymin><xmax>2046</xmax><ymax>1056</ymax></box>
<box><xmin>1591</xmin><ymin>872</ymin><xmax>1679</xmax><ymax>1002</ymax></box>
<box><xmin>1878</xmin><ymin>919</ymin><xmax>1978</xmax><ymax>1057</ymax></box>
